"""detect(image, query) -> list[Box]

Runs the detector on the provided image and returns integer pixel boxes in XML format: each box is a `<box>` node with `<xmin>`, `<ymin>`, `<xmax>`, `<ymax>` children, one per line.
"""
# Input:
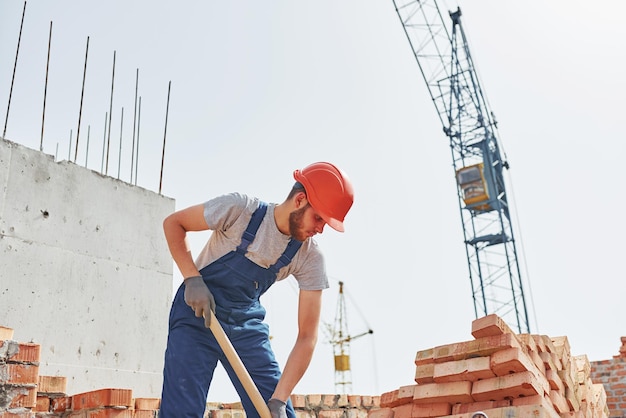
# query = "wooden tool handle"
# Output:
<box><xmin>207</xmin><ymin>310</ymin><xmax>272</xmax><ymax>418</ymax></box>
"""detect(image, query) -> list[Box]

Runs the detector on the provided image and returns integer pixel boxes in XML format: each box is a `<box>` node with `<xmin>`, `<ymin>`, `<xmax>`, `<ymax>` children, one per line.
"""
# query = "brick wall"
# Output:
<box><xmin>590</xmin><ymin>337</ymin><xmax>626</xmax><ymax>418</ymax></box>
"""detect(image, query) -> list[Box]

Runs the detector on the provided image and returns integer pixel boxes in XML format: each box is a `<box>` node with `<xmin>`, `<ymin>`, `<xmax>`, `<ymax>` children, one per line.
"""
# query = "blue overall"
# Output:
<box><xmin>160</xmin><ymin>202</ymin><xmax>303</xmax><ymax>418</ymax></box>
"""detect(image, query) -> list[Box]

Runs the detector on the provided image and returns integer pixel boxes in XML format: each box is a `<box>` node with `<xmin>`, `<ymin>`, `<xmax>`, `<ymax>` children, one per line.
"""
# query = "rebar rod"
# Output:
<box><xmin>130</xmin><ymin>68</ymin><xmax>139</xmax><ymax>184</ymax></box>
<box><xmin>105</xmin><ymin>51</ymin><xmax>116</xmax><ymax>175</ymax></box>
<box><xmin>159</xmin><ymin>81</ymin><xmax>171</xmax><ymax>195</ymax></box>
<box><xmin>3</xmin><ymin>1</ymin><xmax>27</xmax><ymax>139</ymax></box>
<box><xmin>75</xmin><ymin>36</ymin><xmax>90</xmax><ymax>162</ymax></box>
<box><xmin>40</xmin><ymin>20</ymin><xmax>52</xmax><ymax>151</ymax></box>
<box><xmin>135</xmin><ymin>97</ymin><xmax>141</xmax><ymax>185</ymax></box>
<box><xmin>101</xmin><ymin>112</ymin><xmax>107</xmax><ymax>173</ymax></box>
<box><xmin>118</xmin><ymin>106</ymin><xmax>123</xmax><ymax>179</ymax></box>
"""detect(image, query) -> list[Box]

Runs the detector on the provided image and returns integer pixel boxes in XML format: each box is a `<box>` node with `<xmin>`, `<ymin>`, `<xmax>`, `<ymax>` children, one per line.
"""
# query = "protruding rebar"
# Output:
<box><xmin>101</xmin><ymin>112</ymin><xmax>107</xmax><ymax>173</ymax></box>
<box><xmin>75</xmin><ymin>36</ymin><xmax>90</xmax><ymax>162</ymax></box>
<box><xmin>135</xmin><ymin>96</ymin><xmax>141</xmax><ymax>186</ymax></box>
<box><xmin>130</xmin><ymin>68</ymin><xmax>139</xmax><ymax>184</ymax></box>
<box><xmin>68</xmin><ymin>129</ymin><xmax>72</xmax><ymax>160</ymax></box>
<box><xmin>105</xmin><ymin>51</ymin><xmax>116</xmax><ymax>175</ymax></box>
<box><xmin>40</xmin><ymin>20</ymin><xmax>52</xmax><ymax>151</ymax></box>
<box><xmin>3</xmin><ymin>1</ymin><xmax>27</xmax><ymax>139</ymax></box>
<box><xmin>159</xmin><ymin>81</ymin><xmax>171</xmax><ymax>195</ymax></box>
<box><xmin>85</xmin><ymin>125</ymin><xmax>90</xmax><ymax>167</ymax></box>
<box><xmin>117</xmin><ymin>106</ymin><xmax>124</xmax><ymax>179</ymax></box>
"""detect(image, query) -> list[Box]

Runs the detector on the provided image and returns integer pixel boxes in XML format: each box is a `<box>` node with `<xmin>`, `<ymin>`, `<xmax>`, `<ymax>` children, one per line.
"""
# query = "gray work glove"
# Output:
<box><xmin>184</xmin><ymin>276</ymin><xmax>216</xmax><ymax>328</ymax></box>
<box><xmin>268</xmin><ymin>398</ymin><xmax>287</xmax><ymax>418</ymax></box>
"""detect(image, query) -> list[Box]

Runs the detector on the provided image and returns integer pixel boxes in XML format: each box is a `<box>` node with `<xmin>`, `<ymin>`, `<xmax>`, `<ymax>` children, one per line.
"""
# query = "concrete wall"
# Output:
<box><xmin>0</xmin><ymin>138</ymin><xmax>174</xmax><ymax>398</ymax></box>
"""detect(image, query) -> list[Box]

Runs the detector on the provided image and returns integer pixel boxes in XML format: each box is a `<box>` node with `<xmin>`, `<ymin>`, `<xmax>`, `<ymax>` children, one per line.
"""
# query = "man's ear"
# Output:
<box><xmin>294</xmin><ymin>191</ymin><xmax>308</xmax><ymax>209</ymax></box>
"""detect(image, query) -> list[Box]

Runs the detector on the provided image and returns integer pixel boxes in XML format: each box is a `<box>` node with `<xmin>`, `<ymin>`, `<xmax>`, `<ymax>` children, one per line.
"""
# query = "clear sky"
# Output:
<box><xmin>1</xmin><ymin>0</ymin><xmax>624</xmax><ymax>402</ymax></box>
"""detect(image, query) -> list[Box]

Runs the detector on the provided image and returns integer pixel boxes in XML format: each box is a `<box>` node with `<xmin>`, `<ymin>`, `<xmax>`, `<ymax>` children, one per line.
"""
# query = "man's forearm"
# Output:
<box><xmin>271</xmin><ymin>337</ymin><xmax>316</xmax><ymax>401</ymax></box>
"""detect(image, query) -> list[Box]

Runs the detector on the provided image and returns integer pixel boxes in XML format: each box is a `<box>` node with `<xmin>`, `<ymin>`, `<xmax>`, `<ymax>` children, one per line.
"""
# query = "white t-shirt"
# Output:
<box><xmin>194</xmin><ymin>192</ymin><xmax>329</xmax><ymax>291</ymax></box>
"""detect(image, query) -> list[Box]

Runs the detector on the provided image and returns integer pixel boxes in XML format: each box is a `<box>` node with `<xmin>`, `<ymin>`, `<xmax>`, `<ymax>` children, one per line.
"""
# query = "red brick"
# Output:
<box><xmin>564</xmin><ymin>386</ymin><xmax>580</xmax><ymax>412</ymax></box>
<box><xmin>559</xmin><ymin>412</ymin><xmax>584</xmax><ymax>418</ymax></box>
<box><xmin>0</xmin><ymin>412</ymin><xmax>35</xmax><ymax>418</ymax></box>
<box><xmin>294</xmin><ymin>411</ymin><xmax>316</xmax><ymax>418</ymax></box>
<box><xmin>85</xmin><ymin>410</ymin><xmax>134</xmax><ymax>418</ymax></box>
<box><xmin>544</xmin><ymin>368</ymin><xmax>564</xmax><ymax>392</ymax></box>
<box><xmin>346</xmin><ymin>394</ymin><xmax>362</xmax><ymax>408</ymax></box>
<box><xmin>415</xmin><ymin>348</ymin><xmax>434</xmax><ymax>366</ymax></box>
<box><xmin>380</xmin><ymin>386</ymin><xmax>415</xmax><ymax>408</ymax></box>
<box><xmin>291</xmin><ymin>394</ymin><xmax>306</xmax><ymax>408</ymax></box>
<box><xmin>35</xmin><ymin>395</ymin><xmax>51</xmax><ymax>412</ymax></box>
<box><xmin>480</xmin><ymin>404</ymin><xmax>560</xmax><ymax>418</ymax></box>
<box><xmin>452</xmin><ymin>400</ymin><xmax>510</xmax><ymax>414</ymax></box>
<box><xmin>471</xmin><ymin>314</ymin><xmax>517</xmax><ymax>339</ymax></box>
<box><xmin>367</xmin><ymin>408</ymin><xmax>394</xmax><ymax>418</ymax></box>
<box><xmin>322</xmin><ymin>394</ymin><xmax>338</xmax><ymax>408</ymax></box>
<box><xmin>134</xmin><ymin>397</ymin><xmax>160</xmax><ymax>410</ymax></box>
<box><xmin>517</xmin><ymin>334</ymin><xmax>539</xmax><ymax>353</ymax></box>
<box><xmin>490</xmin><ymin>347</ymin><xmax>544</xmax><ymax>380</ymax></box>
<box><xmin>471</xmin><ymin>370</ymin><xmax>547</xmax><ymax>402</ymax></box>
<box><xmin>551</xmin><ymin>336</ymin><xmax>572</xmax><ymax>366</ymax></box>
<box><xmin>210</xmin><ymin>410</ymin><xmax>246</xmax><ymax>418</ymax></box>
<box><xmin>411</xmin><ymin>402</ymin><xmax>452</xmax><ymax>417</ymax></box>
<box><xmin>391</xmin><ymin>403</ymin><xmax>413</xmax><ymax>418</ymax></box>
<box><xmin>413</xmin><ymin>381</ymin><xmax>473</xmax><ymax>404</ymax></box>
<box><xmin>361</xmin><ymin>395</ymin><xmax>379</xmax><ymax>408</ymax></box>
<box><xmin>336</xmin><ymin>394</ymin><xmax>349</xmax><ymax>407</ymax></box>
<box><xmin>2</xmin><ymin>363</ymin><xmax>39</xmax><ymax>384</ymax></box>
<box><xmin>133</xmin><ymin>412</ymin><xmax>158</xmax><ymax>418</ymax></box>
<box><xmin>532</xmin><ymin>335</ymin><xmax>547</xmax><ymax>353</ymax></box>
<box><xmin>318</xmin><ymin>410</ymin><xmax>345</xmax><ymax>418</ymax></box>
<box><xmin>222</xmin><ymin>401</ymin><xmax>244</xmax><ymax>409</ymax></box>
<box><xmin>38</xmin><ymin>375</ymin><xmax>68</xmax><ymax>394</ymax></box>
<box><xmin>51</xmin><ymin>396</ymin><xmax>72</xmax><ymax>412</ymax></box>
<box><xmin>9</xmin><ymin>386</ymin><xmax>37</xmax><ymax>408</ymax></box>
<box><xmin>305</xmin><ymin>394</ymin><xmax>322</xmax><ymax>408</ymax></box>
<box><xmin>414</xmin><ymin>363</ymin><xmax>435</xmax><ymax>384</ymax></box>
<box><xmin>538</xmin><ymin>351</ymin><xmax>562</xmax><ymax>372</ymax></box>
<box><xmin>433</xmin><ymin>356</ymin><xmax>495</xmax><ymax>382</ymax></box>
<box><xmin>10</xmin><ymin>342</ymin><xmax>41</xmax><ymax>363</ymax></box>
<box><xmin>72</xmin><ymin>388</ymin><xmax>133</xmax><ymax>410</ymax></box>
<box><xmin>0</xmin><ymin>325</ymin><xmax>14</xmax><ymax>340</ymax></box>
<box><xmin>549</xmin><ymin>389</ymin><xmax>570</xmax><ymax>413</ymax></box>
<box><xmin>433</xmin><ymin>334</ymin><xmax>522</xmax><ymax>363</ymax></box>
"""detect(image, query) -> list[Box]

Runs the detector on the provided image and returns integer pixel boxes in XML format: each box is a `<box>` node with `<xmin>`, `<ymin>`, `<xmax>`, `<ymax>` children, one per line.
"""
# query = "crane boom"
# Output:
<box><xmin>393</xmin><ymin>1</ymin><xmax>532</xmax><ymax>333</ymax></box>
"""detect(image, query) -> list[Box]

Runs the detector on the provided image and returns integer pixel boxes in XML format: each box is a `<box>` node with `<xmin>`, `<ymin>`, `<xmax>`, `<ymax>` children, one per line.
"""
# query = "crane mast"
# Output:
<box><xmin>393</xmin><ymin>1</ymin><xmax>531</xmax><ymax>333</ymax></box>
<box><xmin>328</xmin><ymin>281</ymin><xmax>374</xmax><ymax>393</ymax></box>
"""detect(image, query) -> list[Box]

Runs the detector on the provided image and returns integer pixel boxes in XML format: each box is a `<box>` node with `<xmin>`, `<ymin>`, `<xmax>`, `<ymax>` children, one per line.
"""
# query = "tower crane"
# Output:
<box><xmin>392</xmin><ymin>1</ymin><xmax>532</xmax><ymax>333</ymax></box>
<box><xmin>327</xmin><ymin>281</ymin><xmax>373</xmax><ymax>394</ymax></box>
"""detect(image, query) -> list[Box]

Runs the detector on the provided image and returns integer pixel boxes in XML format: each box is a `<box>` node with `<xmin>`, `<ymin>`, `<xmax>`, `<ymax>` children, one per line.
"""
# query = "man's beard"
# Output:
<box><xmin>289</xmin><ymin>204</ymin><xmax>310</xmax><ymax>242</ymax></box>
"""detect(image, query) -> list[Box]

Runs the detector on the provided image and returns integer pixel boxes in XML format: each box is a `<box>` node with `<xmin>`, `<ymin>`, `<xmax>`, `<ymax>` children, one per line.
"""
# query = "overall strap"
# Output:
<box><xmin>268</xmin><ymin>239</ymin><xmax>303</xmax><ymax>274</ymax></box>
<box><xmin>236</xmin><ymin>201</ymin><xmax>268</xmax><ymax>253</ymax></box>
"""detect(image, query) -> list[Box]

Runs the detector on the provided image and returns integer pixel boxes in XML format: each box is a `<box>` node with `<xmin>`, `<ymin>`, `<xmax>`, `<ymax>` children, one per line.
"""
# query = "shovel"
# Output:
<box><xmin>206</xmin><ymin>310</ymin><xmax>272</xmax><ymax>418</ymax></box>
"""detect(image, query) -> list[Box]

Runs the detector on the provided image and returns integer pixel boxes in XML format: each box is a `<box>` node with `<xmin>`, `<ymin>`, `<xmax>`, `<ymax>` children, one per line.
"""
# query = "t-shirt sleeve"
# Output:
<box><xmin>203</xmin><ymin>192</ymin><xmax>250</xmax><ymax>231</ymax></box>
<box><xmin>292</xmin><ymin>239</ymin><xmax>329</xmax><ymax>291</ymax></box>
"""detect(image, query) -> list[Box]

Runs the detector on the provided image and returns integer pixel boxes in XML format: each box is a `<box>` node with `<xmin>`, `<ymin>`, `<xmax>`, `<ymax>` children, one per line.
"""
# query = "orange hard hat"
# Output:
<box><xmin>293</xmin><ymin>162</ymin><xmax>354</xmax><ymax>232</ymax></box>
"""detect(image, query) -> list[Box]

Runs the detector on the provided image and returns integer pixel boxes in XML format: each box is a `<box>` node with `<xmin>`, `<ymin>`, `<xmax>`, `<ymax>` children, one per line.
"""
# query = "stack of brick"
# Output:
<box><xmin>1</xmin><ymin>325</ymin><xmax>40</xmax><ymax>414</ymax></box>
<box><xmin>1</xmin><ymin>325</ymin><xmax>161</xmax><ymax>417</ymax></box>
<box><xmin>373</xmin><ymin>314</ymin><xmax>610</xmax><ymax>418</ymax></box>
<box><xmin>3</xmin><ymin>320</ymin><xmax>620</xmax><ymax>418</ymax></box>
<box><xmin>590</xmin><ymin>337</ymin><xmax>626</xmax><ymax>418</ymax></box>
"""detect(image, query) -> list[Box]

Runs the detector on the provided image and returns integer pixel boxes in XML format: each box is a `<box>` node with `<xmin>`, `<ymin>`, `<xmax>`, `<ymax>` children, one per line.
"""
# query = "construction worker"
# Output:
<box><xmin>159</xmin><ymin>162</ymin><xmax>355</xmax><ymax>418</ymax></box>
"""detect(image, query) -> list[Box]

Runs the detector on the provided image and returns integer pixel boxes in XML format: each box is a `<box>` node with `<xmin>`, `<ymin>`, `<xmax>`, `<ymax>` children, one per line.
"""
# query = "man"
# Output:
<box><xmin>159</xmin><ymin>162</ymin><xmax>354</xmax><ymax>418</ymax></box>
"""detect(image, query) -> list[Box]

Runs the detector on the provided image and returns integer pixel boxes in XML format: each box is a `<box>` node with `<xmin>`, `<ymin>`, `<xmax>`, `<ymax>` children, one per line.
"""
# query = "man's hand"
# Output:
<box><xmin>184</xmin><ymin>276</ymin><xmax>215</xmax><ymax>327</ymax></box>
<box><xmin>268</xmin><ymin>398</ymin><xmax>287</xmax><ymax>418</ymax></box>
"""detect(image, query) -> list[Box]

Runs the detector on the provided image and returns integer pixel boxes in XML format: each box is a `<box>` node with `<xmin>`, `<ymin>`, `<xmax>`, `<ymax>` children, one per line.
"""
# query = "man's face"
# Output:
<box><xmin>289</xmin><ymin>203</ymin><xmax>326</xmax><ymax>241</ymax></box>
